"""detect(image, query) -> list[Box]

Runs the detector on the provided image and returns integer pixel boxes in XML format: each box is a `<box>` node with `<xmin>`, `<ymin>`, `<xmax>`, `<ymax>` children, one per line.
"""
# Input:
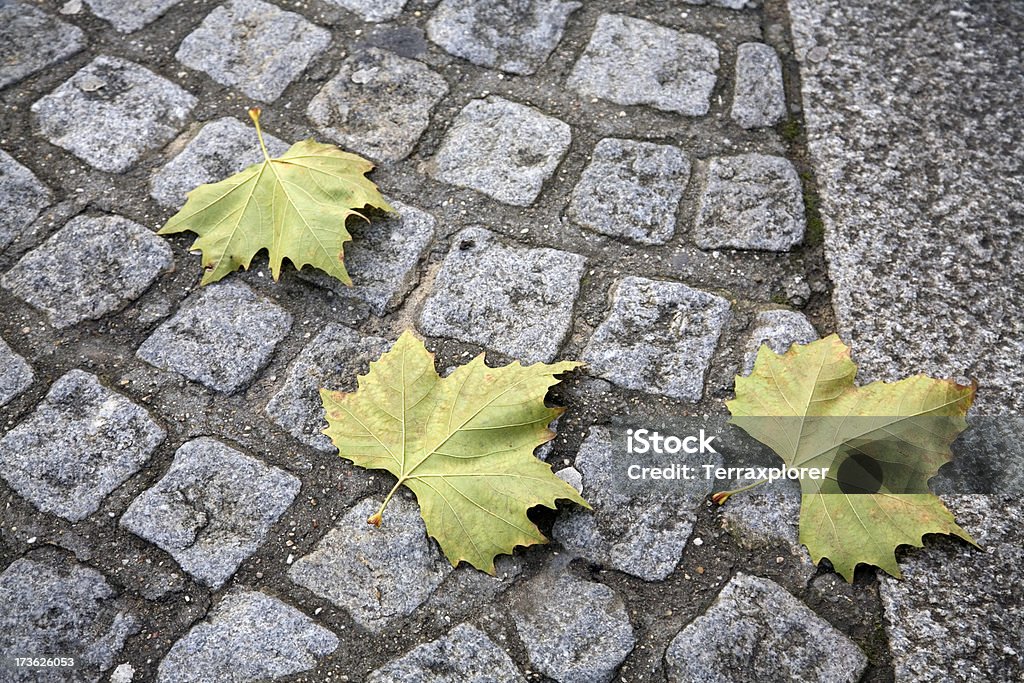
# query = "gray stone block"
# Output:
<box><xmin>176</xmin><ymin>0</ymin><xmax>331</xmax><ymax>103</ymax></box>
<box><xmin>307</xmin><ymin>48</ymin><xmax>449</xmax><ymax>162</ymax></box>
<box><xmin>136</xmin><ymin>281</ymin><xmax>293</xmax><ymax>394</ymax></box>
<box><xmin>0</xmin><ymin>150</ymin><xmax>51</xmax><ymax>252</ymax></box>
<box><xmin>719</xmin><ymin>478</ymin><xmax>802</xmax><ymax>550</ymax></box>
<box><xmin>582</xmin><ymin>277</ymin><xmax>730</xmax><ymax>401</ymax></box>
<box><xmin>0</xmin><ymin>2</ymin><xmax>85</xmax><ymax>89</ymax></box>
<box><xmin>0</xmin><ymin>336</ymin><xmax>33</xmax><ymax>408</ymax></box>
<box><xmin>0</xmin><ymin>554</ymin><xmax>138</xmax><ymax>682</ymax></box>
<box><xmin>666</xmin><ymin>573</ymin><xmax>867</xmax><ymax>682</ymax></box>
<box><xmin>265</xmin><ymin>324</ymin><xmax>391</xmax><ymax>451</ymax></box>
<box><xmin>426</xmin><ymin>0</ymin><xmax>580</xmax><ymax>76</ymax></box>
<box><xmin>568</xmin><ymin>14</ymin><xmax>719</xmax><ymax>115</ymax></box>
<box><xmin>741</xmin><ymin>308</ymin><xmax>818</xmax><ymax>374</ymax></box>
<box><xmin>418</xmin><ymin>227</ymin><xmax>585</xmax><ymax>363</ymax></box>
<box><xmin>566</xmin><ymin>138</ymin><xmax>690</xmax><ymax>245</ymax></box>
<box><xmin>1</xmin><ymin>215</ymin><xmax>174</xmax><ymax>329</ymax></box>
<box><xmin>512</xmin><ymin>573</ymin><xmax>635</xmax><ymax>683</ymax></box>
<box><xmin>288</xmin><ymin>495</ymin><xmax>452</xmax><ymax>633</ymax></box>
<box><xmin>120</xmin><ymin>437</ymin><xmax>301</xmax><ymax>589</ymax></box>
<box><xmin>31</xmin><ymin>56</ymin><xmax>196</xmax><ymax>174</ymax></box>
<box><xmin>732</xmin><ymin>42</ymin><xmax>786</xmax><ymax>129</ymax></box>
<box><xmin>694</xmin><ymin>153</ymin><xmax>806</xmax><ymax>251</ymax></box>
<box><xmin>150</xmin><ymin>117</ymin><xmax>289</xmax><ymax>210</ymax></box>
<box><xmin>0</xmin><ymin>370</ymin><xmax>165</xmax><ymax>522</ymax></box>
<box><xmin>157</xmin><ymin>590</ymin><xmax>339</xmax><ymax>683</ymax></box>
<box><xmin>325</xmin><ymin>0</ymin><xmax>407</xmax><ymax>22</ymax></box>
<box><xmin>84</xmin><ymin>0</ymin><xmax>184</xmax><ymax>32</ymax></box>
<box><xmin>368</xmin><ymin>623</ymin><xmax>526</xmax><ymax>682</ymax></box>
<box><xmin>432</xmin><ymin>96</ymin><xmax>572</xmax><ymax>206</ymax></box>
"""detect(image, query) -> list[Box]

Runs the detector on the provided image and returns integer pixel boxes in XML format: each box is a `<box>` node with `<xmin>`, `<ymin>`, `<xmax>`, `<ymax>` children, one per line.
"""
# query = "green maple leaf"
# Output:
<box><xmin>159</xmin><ymin>108</ymin><xmax>393</xmax><ymax>285</ymax></box>
<box><xmin>726</xmin><ymin>334</ymin><xmax>976</xmax><ymax>581</ymax></box>
<box><xmin>320</xmin><ymin>330</ymin><xmax>589</xmax><ymax>573</ymax></box>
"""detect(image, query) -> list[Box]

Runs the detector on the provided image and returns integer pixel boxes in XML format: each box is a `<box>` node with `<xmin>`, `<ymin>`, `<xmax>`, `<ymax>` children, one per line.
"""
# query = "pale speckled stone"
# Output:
<box><xmin>0</xmin><ymin>150</ymin><xmax>52</xmax><ymax>252</ymax></box>
<box><xmin>0</xmin><ymin>336</ymin><xmax>33</xmax><ymax>408</ymax></box>
<box><xmin>84</xmin><ymin>0</ymin><xmax>184</xmax><ymax>32</ymax></box>
<box><xmin>0</xmin><ymin>2</ymin><xmax>85</xmax><ymax>89</ymax></box>
<box><xmin>368</xmin><ymin>623</ymin><xmax>525</xmax><ymax>682</ymax></box>
<box><xmin>732</xmin><ymin>42</ymin><xmax>786</xmax><ymax>129</ymax></box>
<box><xmin>742</xmin><ymin>309</ymin><xmax>818</xmax><ymax>374</ymax></box>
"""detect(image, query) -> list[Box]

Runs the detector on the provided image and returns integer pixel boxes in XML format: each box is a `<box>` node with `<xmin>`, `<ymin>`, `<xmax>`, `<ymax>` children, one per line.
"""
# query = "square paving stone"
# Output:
<box><xmin>0</xmin><ymin>336</ymin><xmax>33</xmax><ymax>408</ymax></box>
<box><xmin>368</xmin><ymin>623</ymin><xmax>525</xmax><ymax>682</ymax></box>
<box><xmin>418</xmin><ymin>227</ymin><xmax>585</xmax><ymax>363</ymax></box>
<box><xmin>1</xmin><ymin>214</ymin><xmax>174</xmax><ymax>329</ymax></box>
<box><xmin>307</xmin><ymin>48</ymin><xmax>448</xmax><ymax>162</ymax></box>
<box><xmin>732</xmin><ymin>42</ymin><xmax>786</xmax><ymax>129</ymax></box>
<box><xmin>694</xmin><ymin>153</ymin><xmax>806</xmax><ymax>251</ymax></box>
<box><xmin>121</xmin><ymin>437</ymin><xmax>301</xmax><ymax>589</ymax></box>
<box><xmin>176</xmin><ymin>0</ymin><xmax>331</xmax><ymax>103</ymax></box>
<box><xmin>31</xmin><ymin>56</ymin><xmax>197</xmax><ymax>174</ymax></box>
<box><xmin>84</xmin><ymin>0</ymin><xmax>184</xmax><ymax>33</ymax></box>
<box><xmin>567</xmin><ymin>14</ymin><xmax>719</xmax><ymax>116</ymax></box>
<box><xmin>150</xmin><ymin>117</ymin><xmax>290</xmax><ymax>210</ymax></box>
<box><xmin>288</xmin><ymin>495</ymin><xmax>452</xmax><ymax>633</ymax></box>
<box><xmin>426</xmin><ymin>0</ymin><xmax>581</xmax><ymax>76</ymax></box>
<box><xmin>0</xmin><ymin>370</ymin><xmax>165</xmax><ymax>522</ymax></box>
<box><xmin>0</xmin><ymin>1</ymin><xmax>85</xmax><ymax>89</ymax></box>
<box><xmin>0</xmin><ymin>553</ymin><xmax>139</xmax><ymax>682</ymax></box>
<box><xmin>741</xmin><ymin>308</ymin><xmax>818</xmax><ymax>374</ymax></box>
<box><xmin>566</xmin><ymin>138</ymin><xmax>690</xmax><ymax>245</ymax></box>
<box><xmin>265</xmin><ymin>324</ymin><xmax>391</xmax><ymax>451</ymax></box>
<box><xmin>136</xmin><ymin>281</ymin><xmax>293</xmax><ymax>394</ymax></box>
<box><xmin>665</xmin><ymin>573</ymin><xmax>868</xmax><ymax>682</ymax></box>
<box><xmin>582</xmin><ymin>276</ymin><xmax>730</xmax><ymax>401</ymax></box>
<box><xmin>0</xmin><ymin>149</ymin><xmax>52</xmax><ymax>252</ymax></box>
<box><xmin>326</xmin><ymin>0</ymin><xmax>408</xmax><ymax>23</ymax></box>
<box><xmin>157</xmin><ymin>590</ymin><xmax>339</xmax><ymax>683</ymax></box>
<box><xmin>431</xmin><ymin>96</ymin><xmax>572</xmax><ymax>206</ymax></box>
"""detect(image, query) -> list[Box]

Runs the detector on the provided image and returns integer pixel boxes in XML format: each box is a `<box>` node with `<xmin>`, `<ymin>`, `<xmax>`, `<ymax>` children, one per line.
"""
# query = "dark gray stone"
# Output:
<box><xmin>0</xmin><ymin>370</ymin><xmax>165</xmax><ymax>522</ymax></box>
<box><xmin>566</xmin><ymin>138</ymin><xmax>690</xmax><ymax>245</ymax></box>
<box><xmin>741</xmin><ymin>308</ymin><xmax>818</xmax><ymax>374</ymax></box>
<box><xmin>307</xmin><ymin>48</ymin><xmax>449</xmax><ymax>162</ymax></box>
<box><xmin>0</xmin><ymin>1</ymin><xmax>85</xmax><ymax>89</ymax></box>
<box><xmin>368</xmin><ymin>623</ymin><xmax>526</xmax><ymax>682</ymax></box>
<box><xmin>418</xmin><ymin>227</ymin><xmax>585</xmax><ymax>363</ymax></box>
<box><xmin>265</xmin><ymin>324</ymin><xmax>390</xmax><ymax>451</ymax></box>
<box><xmin>326</xmin><ymin>0</ymin><xmax>407</xmax><ymax>22</ymax></box>
<box><xmin>150</xmin><ymin>117</ymin><xmax>289</xmax><ymax>209</ymax></box>
<box><xmin>31</xmin><ymin>56</ymin><xmax>197</xmax><ymax>174</ymax></box>
<box><xmin>582</xmin><ymin>276</ymin><xmax>731</xmax><ymax>401</ymax></box>
<box><xmin>136</xmin><ymin>281</ymin><xmax>292</xmax><ymax>394</ymax></box>
<box><xmin>288</xmin><ymin>495</ymin><xmax>452</xmax><ymax>633</ymax></box>
<box><xmin>426</xmin><ymin>0</ymin><xmax>581</xmax><ymax>76</ymax></box>
<box><xmin>84</xmin><ymin>0</ymin><xmax>184</xmax><ymax>32</ymax></box>
<box><xmin>0</xmin><ymin>336</ymin><xmax>33</xmax><ymax>408</ymax></box>
<box><xmin>157</xmin><ymin>590</ymin><xmax>339</xmax><ymax>683</ymax></box>
<box><xmin>120</xmin><ymin>437</ymin><xmax>301</xmax><ymax>589</ymax></box>
<box><xmin>431</xmin><ymin>96</ymin><xmax>572</xmax><ymax>206</ymax></box>
<box><xmin>1</xmin><ymin>215</ymin><xmax>173</xmax><ymax>328</ymax></box>
<box><xmin>665</xmin><ymin>573</ymin><xmax>868</xmax><ymax>682</ymax></box>
<box><xmin>567</xmin><ymin>14</ymin><xmax>719</xmax><ymax>116</ymax></box>
<box><xmin>0</xmin><ymin>150</ymin><xmax>51</xmax><ymax>252</ymax></box>
<box><xmin>731</xmin><ymin>42</ymin><xmax>786</xmax><ymax>129</ymax></box>
<box><xmin>176</xmin><ymin>0</ymin><xmax>331</xmax><ymax>103</ymax></box>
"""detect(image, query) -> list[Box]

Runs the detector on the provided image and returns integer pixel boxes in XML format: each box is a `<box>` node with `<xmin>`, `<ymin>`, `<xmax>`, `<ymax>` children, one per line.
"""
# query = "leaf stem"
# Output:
<box><xmin>711</xmin><ymin>478</ymin><xmax>770</xmax><ymax>505</ymax></box>
<box><xmin>248</xmin><ymin>107</ymin><xmax>272</xmax><ymax>162</ymax></box>
<box><xmin>368</xmin><ymin>477</ymin><xmax>405</xmax><ymax>527</ymax></box>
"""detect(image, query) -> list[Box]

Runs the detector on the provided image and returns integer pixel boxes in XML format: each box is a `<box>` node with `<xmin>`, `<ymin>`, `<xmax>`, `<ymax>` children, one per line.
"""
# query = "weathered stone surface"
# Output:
<box><xmin>84</xmin><ymin>0</ymin><xmax>184</xmax><ymax>32</ymax></box>
<box><xmin>157</xmin><ymin>590</ymin><xmax>338</xmax><ymax>683</ymax></box>
<box><xmin>307</xmin><ymin>48</ymin><xmax>448</xmax><ymax>162</ymax></box>
<box><xmin>176</xmin><ymin>0</ymin><xmax>331</xmax><ymax>103</ymax></box>
<box><xmin>419</xmin><ymin>227</ymin><xmax>585</xmax><ymax>363</ymax></box>
<box><xmin>731</xmin><ymin>42</ymin><xmax>786</xmax><ymax>129</ymax></box>
<box><xmin>432</xmin><ymin>96</ymin><xmax>572</xmax><ymax>206</ymax></box>
<box><xmin>1</xmin><ymin>215</ymin><xmax>173</xmax><ymax>328</ymax></box>
<box><xmin>684</xmin><ymin>0</ymin><xmax>761</xmax><ymax>11</ymax></box>
<box><xmin>0</xmin><ymin>370</ymin><xmax>165</xmax><ymax>522</ymax></box>
<box><xmin>0</xmin><ymin>2</ymin><xmax>85</xmax><ymax>89</ymax></box>
<box><xmin>0</xmin><ymin>150</ymin><xmax>51</xmax><ymax>252</ymax></box>
<box><xmin>880</xmin><ymin>495</ymin><xmax>1024</xmax><ymax>682</ymax></box>
<box><xmin>368</xmin><ymin>623</ymin><xmax>525</xmax><ymax>682</ymax></box>
<box><xmin>582</xmin><ymin>276</ymin><xmax>730</xmax><ymax>401</ymax></box>
<box><xmin>31</xmin><ymin>56</ymin><xmax>197</xmax><ymax>174</ymax></box>
<box><xmin>695</xmin><ymin>154</ymin><xmax>806</xmax><ymax>251</ymax></box>
<box><xmin>0</xmin><ymin>553</ymin><xmax>138</xmax><ymax>682</ymax></box>
<box><xmin>326</xmin><ymin>0</ymin><xmax>407</xmax><ymax>22</ymax></box>
<box><xmin>136</xmin><ymin>281</ymin><xmax>292</xmax><ymax>394</ymax></box>
<box><xmin>568</xmin><ymin>14</ymin><xmax>719</xmax><ymax>115</ymax></box>
<box><xmin>566</xmin><ymin>138</ymin><xmax>690</xmax><ymax>245</ymax></box>
<box><xmin>719</xmin><ymin>479</ymin><xmax>802</xmax><ymax>550</ymax></box>
<box><xmin>426</xmin><ymin>0</ymin><xmax>580</xmax><ymax>76</ymax></box>
<box><xmin>512</xmin><ymin>573</ymin><xmax>635</xmax><ymax>683</ymax></box>
<box><xmin>289</xmin><ymin>495</ymin><xmax>452</xmax><ymax>633</ymax></box>
<box><xmin>265</xmin><ymin>324</ymin><xmax>390</xmax><ymax>451</ymax></box>
<box><xmin>150</xmin><ymin>117</ymin><xmax>289</xmax><ymax>209</ymax></box>
<box><xmin>741</xmin><ymin>308</ymin><xmax>818</xmax><ymax>374</ymax></box>
<box><xmin>121</xmin><ymin>437</ymin><xmax>300</xmax><ymax>589</ymax></box>
<box><xmin>665</xmin><ymin>573</ymin><xmax>868</xmax><ymax>682</ymax></box>
<box><xmin>554</xmin><ymin>426</ymin><xmax>713</xmax><ymax>580</ymax></box>
<box><xmin>0</xmin><ymin>336</ymin><xmax>33</xmax><ymax>408</ymax></box>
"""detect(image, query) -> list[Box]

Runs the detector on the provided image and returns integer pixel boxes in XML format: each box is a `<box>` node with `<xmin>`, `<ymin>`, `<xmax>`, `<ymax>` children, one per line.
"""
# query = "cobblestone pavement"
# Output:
<box><xmin>0</xmin><ymin>1</ymin><xmax>1019</xmax><ymax>682</ymax></box>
